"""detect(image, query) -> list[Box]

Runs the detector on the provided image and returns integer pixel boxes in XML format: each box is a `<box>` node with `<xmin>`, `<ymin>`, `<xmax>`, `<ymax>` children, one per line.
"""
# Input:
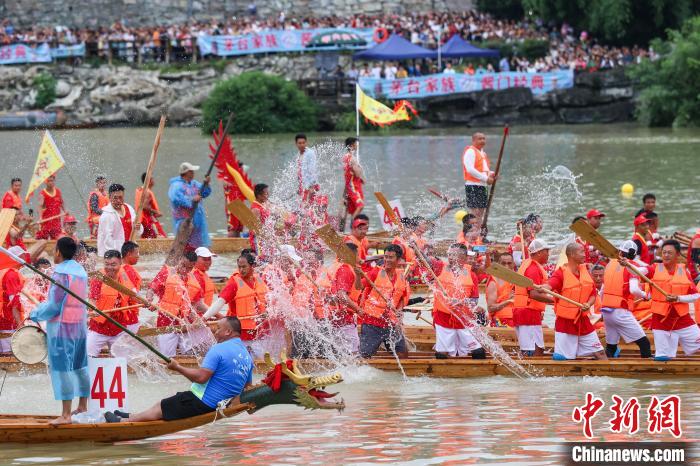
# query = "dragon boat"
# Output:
<box><xmin>0</xmin><ymin>355</ymin><xmax>344</xmax><ymax>443</ymax></box>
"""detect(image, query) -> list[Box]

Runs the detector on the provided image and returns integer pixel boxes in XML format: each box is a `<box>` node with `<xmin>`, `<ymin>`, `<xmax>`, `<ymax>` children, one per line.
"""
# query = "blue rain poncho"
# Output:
<box><xmin>29</xmin><ymin>260</ymin><xmax>90</xmax><ymax>401</ymax></box>
<box><xmin>168</xmin><ymin>176</ymin><xmax>212</xmax><ymax>248</ymax></box>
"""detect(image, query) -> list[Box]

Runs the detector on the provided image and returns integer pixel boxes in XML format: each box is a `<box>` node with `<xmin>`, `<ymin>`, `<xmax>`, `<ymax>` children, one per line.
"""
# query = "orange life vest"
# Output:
<box><xmin>0</xmin><ymin>268</ymin><xmax>25</xmax><ymax>326</ymax></box>
<box><xmin>649</xmin><ymin>264</ymin><xmax>691</xmax><ymax>317</ymax></box>
<box><xmin>3</xmin><ymin>191</ymin><xmax>21</xmax><ymax>210</ymax></box>
<box><xmin>193</xmin><ymin>268</ymin><xmax>215</xmax><ymax>306</ymax></box>
<box><xmin>159</xmin><ymin>270</ymin><xmax>202</xmax><ymax>319</ymax></box>
<box><xmin>134</xmin><ymin>187</ymin><xmax>160</xmax><ymax>223</ymax></box>
<box><xmin>362</xmin><ymin>268</ymin><xmax>407</xmax><ymax>323</ymax></box>
<box><xmin>462</xmin><ymin>145</ymin><xmax>490</xmax><ymax>183</ymax></box>
<box><xmin>92</xmin><ymin>269</ymin><xmax>135</xmax><ymax>324</ymax></box>
<box><xmin>230</xmin><ymin>274</ymin><xmax>267</xmax><ymax>330</ymax></box>
<box><xmin>600</xmin><ymin>259</ymin><xmax>627</xmax><ymax>309</ymax></box>
<box><xmin>433</xmin><ymin>266</ymin><xmax>476</xmax><ymax>317</ymax></box>
<box><xmin>492</xmin><ymin>277</ymin><xmax>514</xmax><ymax>320</ymax></box>
<box><xmin>554</xmin><ymin>265</ymin><xmax>594</xmax><ymax>320</ymax></box>
<box><xmin>329</xmin><ymin>261</ymin><xmax>361</xmax><ymax>303</ymax></box>
<box><xmin>513</xmin><ymin>259</ymin><xmax>547</xmax><ymax>312</ymax></box>
<box><xmin>344</xmin><ymin>234</ymin><xmax>368</xmax><ymax>259</ymax></box>
<box><xmin>86</xmin><ymin>189</ymin><xmax>109</xmax><ymax>224</ymax></box>
<box><xmin>392</xmin><ymin>236</ymin><xmax>416</xmax><ymax>264</ymax></box>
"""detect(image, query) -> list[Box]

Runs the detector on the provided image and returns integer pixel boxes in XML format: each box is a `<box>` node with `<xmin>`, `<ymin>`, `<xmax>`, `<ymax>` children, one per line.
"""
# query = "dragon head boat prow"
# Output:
<box><xmin>241</xmin><ymin>353</ymin><xmax>345</xmax><ymax>413</ymax></box>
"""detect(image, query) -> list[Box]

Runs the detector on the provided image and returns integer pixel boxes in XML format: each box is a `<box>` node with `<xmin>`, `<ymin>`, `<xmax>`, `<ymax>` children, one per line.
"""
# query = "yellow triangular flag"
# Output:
<box><xmin>25</xmin><ymin>131</ymin><xmax>65</xmax><ymax>202</ymax></box>
<box><xmin>356</xmin><ymin>84</ymin><xmax>413</xmax><ymax>126</ymax></box>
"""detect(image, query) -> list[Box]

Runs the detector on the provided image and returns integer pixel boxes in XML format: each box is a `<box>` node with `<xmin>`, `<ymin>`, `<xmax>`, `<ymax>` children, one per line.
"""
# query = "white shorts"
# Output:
<box><xmin>0</xmin><ymin>330</ymin><xmax>13</xmax><ymax>353</ymax></box>
<box><xmin>337</xmin><ymin>324</ymin><xmax>360</xmax><ymax>354</ymax></box>
<box><xmin>157</xmin><ymin>333</ymin><xmax>190</xmax><ymax>358</ymax></box>
<box><xmin>601</xmin><ymin>308</ymin><xmax>646</xmax><ymax>344</ymax></box>
<box><xmin>554</xmin><ymin>331</ymin><xmax>604</xmax><ymax>360</ymax></box>
<box><xmin>653</xmin><ymin>325</ymin><xmax>700</xmax><ymax>359</ymax></box>
<box><xmin>434</xmin><ymin>324</ymin><xmax>481</xmax><ymax>357</ymax></box>
<box><xmin>88</xmin><ymin>324</ymin><xmax>140</xmax><ymax>357</ymax></box>
<box><xmin>515</xmin><ymin>325</ymin><xmax>544</xmax><ymax>351</ymax></box>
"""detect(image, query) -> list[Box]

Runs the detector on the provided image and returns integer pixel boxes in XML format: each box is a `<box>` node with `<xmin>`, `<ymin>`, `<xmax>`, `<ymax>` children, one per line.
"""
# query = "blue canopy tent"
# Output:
<box><xmin>439</xmin><ymin>35</ymin><xmax>500</xmax><ymax>59</ymax></box>
<box><xmin>353</xmin><ymin>34</ymin><xmax>437</xmax><ymax>60</ymax></box>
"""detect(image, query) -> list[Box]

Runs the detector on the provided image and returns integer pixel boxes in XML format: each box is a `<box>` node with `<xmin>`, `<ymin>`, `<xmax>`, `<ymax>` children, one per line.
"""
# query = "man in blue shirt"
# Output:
<box><xmin>105</xmin><ymin>317</ymin><xmax>253</xmax><ymax>422</ymax></box>
<box><xmin>168</xmin><ymin>162</ymin><xmax>212</xmax><ymax>249</ymax></box>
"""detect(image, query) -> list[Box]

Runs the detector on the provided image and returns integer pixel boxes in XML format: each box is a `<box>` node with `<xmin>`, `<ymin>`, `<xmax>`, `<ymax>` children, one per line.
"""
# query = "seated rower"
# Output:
<box><xmin>486</xmin><ymin>252</ymin><xmax>515</xmax><ymax>327</ymax></box>
<box><xmin>192</xmin><ymin>247</ymin><xmax>217</xmax><ymax>307</ymax></box>
<box><xmin>536</xmin><ymin>243</ymin><xmax>606</xmax><ymax>360</ymax></box>
<box><xmin>630</xmin><ymin>239</ymin><xmax>700</xmax><ymax>361</ymax></box>
<box><xmin>432</xmin><ymin>243</ymin><xmax>485</xmax><ymax>359</ymax></box>
<box><xmin>120</xmin><ymin>241</ymin><xmax>142</xmax><ymax>290</ymax></box>
<box><xmin>105</xmin><ymin>317</ymin><xmax>253</xmax><ymax>423</ymax></box>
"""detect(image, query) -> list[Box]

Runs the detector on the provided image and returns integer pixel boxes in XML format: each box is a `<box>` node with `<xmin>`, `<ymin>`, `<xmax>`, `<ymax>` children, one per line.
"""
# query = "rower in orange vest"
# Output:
<box><xmin>599</xmin><ymin>240</ymin><xmax>651</xmax><ymax>358</ymax></box>
<box><xmin>134</xmin><ymin>173</ymin><xmax>166</xmax><ymax>239</ymax></box>
<box><xmin>120</xmin><ymin>241</ymin><xmax>142</xmax><ymax>290</ymax></box>
<box><xmin>588</xmin><ymin>264</ymin><xmax>605</xmax><ymax>330</ymax></box>
<box><xmin>359</xmin><ymin>244</ymin><xmax>410</xmax><ymax>358</ymax></box>
<box><xmin>146</xmin><ymin>252</ymin><xmax>208</xmax><ymax>358</ymax></box>
<box><xmin>512</xmin><ymin>239</ymin><xmax>551</xmax><ymax>356</ymax></box>
<box><xmin>86</xmin><ymin>249</ymin><xmax>140</xmax><ymax>357</ymax></box>
<box><xmin>536</xmin><ymin>242</ymin><xmax>606</xmax><ymax>360</ymax></box>
<box><xmin>431</xmin><ymin>243</ymin><xmax>485</xmax><ymax>359</ymax></box>
<box><xmin>86</xmin><ymin>176</ymin><xmax>109</xmax><ymax>239</ymax></box>
<box><xmin>2</xmin><ymin>178</ymin><xmax>23</xmax><ymax>213</ymax></box>
<box><xmin>344</xmin><ymin>214</ymin><xmax>378</xmax><ymax>273</ymax></box>
<box><xmin>192</xmin><ymin>247</ymin><xmax>216</xmax><ymax>307</ymax></box>
<box><xmin>204</xmin><ymin>252</ymin><xmax>268</xmax><ymax>359</ymax></box>
<box><xmin>629</xmin><ymin>239</ymin><xmax>700</xmax><ymax>361</ymax></box>
<box><xmin>0</xmin><ymin>245</ymin><xmax>28</xmax><ymax>353</ymax></box>
<box><xmin>632</xmin><ymin>213</ymin><xmax>655</xmax><ymax>266</ymax></box>
<box><xmin>486</xmin><ymin>252</ymin><xmax>515</xmax><ymax>327</ymax></box>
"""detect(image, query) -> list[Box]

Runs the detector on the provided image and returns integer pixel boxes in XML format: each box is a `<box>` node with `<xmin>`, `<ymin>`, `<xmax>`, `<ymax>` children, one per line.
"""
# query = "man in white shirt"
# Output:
<box><xmin>97</xmin><ymin>183</ymin><xmax>142</xmax><ymax>257</ymax></box>
<box><xmin>462</xmin><ymin>132</ymin><xmax>495</xmax><ymax>232</ymax></box>
<box><xmin>295</xmin><ymin>133</ymin><xmax>319</xmax><ymax>202</ymax></box>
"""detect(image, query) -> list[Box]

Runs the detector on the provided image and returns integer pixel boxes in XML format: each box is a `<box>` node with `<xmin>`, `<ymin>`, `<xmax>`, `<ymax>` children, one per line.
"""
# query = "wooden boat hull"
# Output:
<box><xmin>0</xmin><ymin>403</ymin><xmax>250</xmax><ymax>443</ymax></box>
<box><xmin>23</xmin><ymin>236</ymin><xmax>252</xmax><ymax>255</ymax></box>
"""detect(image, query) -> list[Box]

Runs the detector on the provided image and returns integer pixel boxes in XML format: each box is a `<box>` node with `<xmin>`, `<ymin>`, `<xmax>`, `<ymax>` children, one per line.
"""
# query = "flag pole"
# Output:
<box><xmin>355</xmin><ymin>83</ymin><xmax>361</xmax><ymax>163</ymax></box>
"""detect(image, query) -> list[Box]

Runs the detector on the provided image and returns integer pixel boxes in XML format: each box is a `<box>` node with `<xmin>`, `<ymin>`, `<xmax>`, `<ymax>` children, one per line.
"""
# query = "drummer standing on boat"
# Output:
<box><xmin>97</xmin><ymin>184</ymin><xmax>141</xmax><ymax>258</ymax></box>
<box><xmin>135</xmin><ymin>173</ymin><xmax>166</xmax><ymax>239</ymax></box>
<box><xmin>86</xmin><ymin>176</ymin><xmax>108</xmax><ymax>239</ymax></box>
<box><xmin>0</xmin><ymin>245</ymin><xmax>29</xmax><ymax>354</ymax></box>
<box><xmin>35</xmin><ymin>175</ymin><xmax>65</xmax><ymax>240</ymax></box>
<box><xmin>462</xmin><ymin>132</ymin><xmax>495</xmax><ymax>232</ymax></box>
<box><xmin>29</xmin><ymin>237</ymin><xmax>90</xmax><ymax>425</ymax></box>
<box><xmin>169</xmin><ymin>162</ymin><xmax>212</xmax><ymax>251</ymax></box>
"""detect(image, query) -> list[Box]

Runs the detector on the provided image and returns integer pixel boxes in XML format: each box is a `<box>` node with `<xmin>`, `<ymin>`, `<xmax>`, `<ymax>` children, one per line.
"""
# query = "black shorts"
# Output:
<box><xmin>465</xmin><ymin>185</ymin><xmax>488</xmax><ymax>209</ymax></box>
<box><xmin>161</xmin><ymin>391</ymin><xmax>215</xmax><ymax>421</ymax></box>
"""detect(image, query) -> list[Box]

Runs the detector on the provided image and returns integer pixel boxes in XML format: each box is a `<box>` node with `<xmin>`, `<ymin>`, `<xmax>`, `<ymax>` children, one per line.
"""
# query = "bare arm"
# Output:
<box><xmin>350</xmin><ymin>158</ymin><xmax>365</xmax><ymax>182</ymax></box>
<box><xmin>167</xmin><ymin>360</ymin><xmax>213</xmax><ymax>384</ymax></box>
<box><xmin>486</xmin><ymin>281</ymin><xmax>512</xmax><ymax>313</ymax></box>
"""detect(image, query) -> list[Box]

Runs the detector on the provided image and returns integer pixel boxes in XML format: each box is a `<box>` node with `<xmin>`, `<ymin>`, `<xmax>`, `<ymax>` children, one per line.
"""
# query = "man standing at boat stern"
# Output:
<box><xmin>29</xmin><ymin>237</ymin><xmax>90</xmax><ymax>425</ymax></box>
<box><xmin>169</xmin><ymin>162</ymin><xmax>212</xmax><ymax>251</ymax></box>
<box><xmin>105</xmin><ymin>317</ymin><xmax>253</xmax><ymax>423</ymax></box>
<box><xmin>462</xmin><ymin>132</ymin><xmax>495</xmax><ymax>232</ymax></box>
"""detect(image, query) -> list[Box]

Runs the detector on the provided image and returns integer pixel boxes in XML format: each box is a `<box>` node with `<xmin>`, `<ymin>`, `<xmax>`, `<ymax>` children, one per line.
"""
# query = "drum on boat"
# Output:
<box><xmin>11</xmin><ymin>325</ymin><xmax>48</xmax><ymax>365</ymax></box>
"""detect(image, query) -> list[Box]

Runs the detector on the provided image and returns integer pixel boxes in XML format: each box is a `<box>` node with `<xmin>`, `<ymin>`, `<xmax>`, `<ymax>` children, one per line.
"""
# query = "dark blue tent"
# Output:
<box><xmin>439</xmin><ymin>35</ymin><xmax>499</xmax><ymax>58</ymax></box>
<box><xmin>353</xmin><ymin>34</ymin><xmax>437</xmax><ymax>60</ymax></box>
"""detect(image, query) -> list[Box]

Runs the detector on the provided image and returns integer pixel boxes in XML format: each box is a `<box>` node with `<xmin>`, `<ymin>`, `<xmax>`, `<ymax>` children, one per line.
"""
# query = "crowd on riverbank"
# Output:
<box><xmin>0</xmin><ymin>11</ymin><xmax>653</xmax><ymax>72</ymax></box>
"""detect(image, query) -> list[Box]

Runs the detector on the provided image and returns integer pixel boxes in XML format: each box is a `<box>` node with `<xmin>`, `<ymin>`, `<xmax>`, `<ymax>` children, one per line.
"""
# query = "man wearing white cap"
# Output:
<box><xmin>0</xmin><ymin>245</ymin><xmax>29</xmax><ymax>353</ymax></box>
<box><xmin>512</xmin><ymin>238</ymin><xmax>552</xmax><ymax>356</ymax></box>
<box><xmin>599</xmin><ymin>240</ymin><xmax>651</xmax><ymax>358</ymax></box>
<box><xmin>193</xmin><ymin>247</ymin><xmax>216</xmax><ymax>307</ymax></box>
<box><xmin>168</xmin><ymin>162</ymin><xmax>212</xmax><ymax>251</ymax></box>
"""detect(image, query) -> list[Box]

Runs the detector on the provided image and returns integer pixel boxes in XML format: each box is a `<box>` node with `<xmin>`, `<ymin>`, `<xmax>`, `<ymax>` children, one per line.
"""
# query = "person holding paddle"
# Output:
<box><xmin>629</xmin><ymin>240</ymin><xmax>700</xmax><ymax>361</ymax></box>
<box><xmin>0</xmin><ymin>245</ymin><xmax>29</xmax><ymax>354</ymax></box>
<box><xmin>342</xmin><ymin>137</ymin><xmax>365</xmax><ymax>218</ymax></box>
<box><xmin>168</xmin><ymin>162</ymin><xmax>212</xmax><ymax>251</ymax></box>
<box><xmin>462</xmin><ymin>132</ymin><xmax>495</xmax><ymax>232</ymax></box>
<box><xmin>537</xmin><ymin>242</ymin><xmax>607</xmax><ymax>361</ymax></box>
<box><xmin>28</xmin><ymin>237</ymin><xmax>90</xmax><ymax>425</ymax></box>
<box><xmin>486</xmin><ymin>252</ymin><xmax>515</xmax><ymax>327</ymax></box>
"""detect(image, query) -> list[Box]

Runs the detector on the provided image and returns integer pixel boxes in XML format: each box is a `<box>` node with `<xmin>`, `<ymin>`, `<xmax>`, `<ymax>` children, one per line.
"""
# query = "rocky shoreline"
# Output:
<box><xmin>0</xmin><ymin>58</ymin><xmax>636</xmax><ymax>129</ymax></box>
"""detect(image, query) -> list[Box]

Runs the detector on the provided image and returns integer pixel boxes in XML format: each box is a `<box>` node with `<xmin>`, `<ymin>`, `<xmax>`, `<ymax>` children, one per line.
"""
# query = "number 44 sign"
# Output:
<box><xmin>376</xmin><ymin>198</ymin><xmax>405</xmax><ymax>231</ymax></box>
<box><xmin>88</xmin><ymin>357</ymin><xmax>128</xmax><ymax>413</ymax></box>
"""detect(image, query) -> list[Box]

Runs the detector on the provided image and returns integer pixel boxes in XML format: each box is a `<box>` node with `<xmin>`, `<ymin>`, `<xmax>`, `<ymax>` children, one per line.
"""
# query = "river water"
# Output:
<box><xmin>1</xmin><ymin>124</ymin><xmax>699</xmax><ymax>464</ymax></box>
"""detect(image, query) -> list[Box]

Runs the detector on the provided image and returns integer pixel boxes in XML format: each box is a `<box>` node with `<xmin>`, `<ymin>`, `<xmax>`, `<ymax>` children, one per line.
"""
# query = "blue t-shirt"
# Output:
<box><xmin>191</xmin><ymin>338</ymin><xmax>254</xmax><ymax>408</ymax></box>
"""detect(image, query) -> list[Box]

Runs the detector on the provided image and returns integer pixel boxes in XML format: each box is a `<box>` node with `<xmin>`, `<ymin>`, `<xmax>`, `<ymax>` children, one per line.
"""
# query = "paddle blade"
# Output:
<box><xmin>569</xmin><ymin>219</ymin><xmax>618</xmax><ymax>259</ymax></box>
<box><xmin>228</xmin><ymin>200</ymin><xmax>261</xmax><ymax>235</ymax></box>
<box><xmin>315</xmin><ymin>225</ymin><xmax>357</xmax><ymax>266</ymax></box>
<box><xmin>374</xmin><ymin>192</ymin><xmax>400</xmax><ymax>226</ymax></box>
<box><xmin>486</xmin><ymin>263</ymin><xmax>534</xmax><ymax>288</ymax></box>
<box><xmin>0</xmin><ymin>208</ymin><xmax>17</xmax><ymax>243</ymax></box>
<box><xmin>89</xmin><ymin>271</ymin><xmax>140</xmax><ymax>300</ymax></box>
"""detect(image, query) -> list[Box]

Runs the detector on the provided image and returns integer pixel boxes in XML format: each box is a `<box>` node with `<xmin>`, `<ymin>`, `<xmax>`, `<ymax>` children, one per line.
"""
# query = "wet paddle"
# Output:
<box><xmin>0</xmin><ymin>209</ymin><xmax>16</xmax><ymax>245</ymax></box>
<box><xmin>0</xmin><ymin>246</ymin><xmax>170</xmax><ymax>362</ymax></box>
<box><xmin>569</xmin><ymin>219</ymin><xmax>671</xmax><ymax>298</ymax></box>
<box><xmin>166</xmin><ymin>113</ymin><xmax>234</xmax><ymax>265</ymax></box>
<box><xmin>131</xmin><ymin>115</ymin><xmax>167</xmax><ymax>241</ymax></box>
<box><xmin>481</xmin><ymin>125</ymin><xmax>509</xmax><ymax>237</ymax></box>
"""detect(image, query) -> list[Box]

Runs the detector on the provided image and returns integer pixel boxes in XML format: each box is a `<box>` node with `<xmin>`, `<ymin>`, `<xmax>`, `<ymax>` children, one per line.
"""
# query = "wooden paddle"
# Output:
<box><xmin>0</xmin><ymin>209</ymin><xmax>17</xmax><ymax>243</ymax></box>
<box><xmin>167</xmin><ymin>113</ymin><xmax>234</xmax><ymax>265</ymax></box>
<box><xmin>131</xmin><ymin>115</ymin><xmax>167</xmax><ymax>241</ymax></box>
<box><xmin>569</xmin><ymin>219</ymin><xmax>671</xmax><ymax>298</ymax></box>
<box><xmin>375</xmin><ymin>191</ymin><xmax>401</xmax><ymax>228</ymax></box>
<box><xmin>481</xmin><ymin>125</ymin><xmax>509</xmax><ymax>236</ymax></box>
<box><xmin>0</xmin><ymin>246</ymin><xmax>171</xmax><ymax>362</ymax></box>
<box><xmin>88</xmin><ymin>270</ymin><xmax>183</xmax><ymax>324</ymax></box>
<box><xmin>89</xmin><ymin>303</ymin><xmax>143</xmax><ymax>317</ymax></box>
<box><xmin>517</xmin><ymin>221</ymin><xmax>527</xmax><ymax>260</ymax></box>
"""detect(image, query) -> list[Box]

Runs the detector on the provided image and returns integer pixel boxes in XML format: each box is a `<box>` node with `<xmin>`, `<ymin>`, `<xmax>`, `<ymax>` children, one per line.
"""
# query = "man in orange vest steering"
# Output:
<box><xmin>462</xmin><ymin>132</ymin><xmax>495</xmax><ymax>232</ymax></box>
<box><xmin>629</xmin><ymin>239</ymin><xmax>700</xmax><ymax>361</ymax></box>
<box><xmin>599</xmin><ymin>240</ymin><xmax>651</xmax><ymax>358</ymax></box>
<box><xmin>536</xmin><ymin>242</ymin><xmax>607</xmax><ymax>360</ymax></box>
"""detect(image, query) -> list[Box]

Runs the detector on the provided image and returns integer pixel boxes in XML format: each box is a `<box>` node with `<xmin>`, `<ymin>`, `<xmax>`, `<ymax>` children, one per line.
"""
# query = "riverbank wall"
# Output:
<box><xmin>0</xmin><ymin>59</ymin><xmax>636</xmax><ymax>129</ymax></box>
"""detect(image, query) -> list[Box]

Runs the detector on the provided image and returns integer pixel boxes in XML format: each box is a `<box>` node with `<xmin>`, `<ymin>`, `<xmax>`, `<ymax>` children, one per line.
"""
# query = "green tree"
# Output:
<box><xmin>32</xmin><ymin>72</ymin><xmax>57</xmax><ymax>109</ymax></box>
<box><xmin>476</xmin><ymin>0</ymin><xmax>524</xmax><ymax>19</ymax></box>
<box><xmin>201</xmin><ymin>71</ymin><xmax>318</xmax><ymax>134</ymax></box>
<box><xmin>631</xmin><ymin>16</ymin><xmax>700</xmax><ymax>127</ymax></box>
